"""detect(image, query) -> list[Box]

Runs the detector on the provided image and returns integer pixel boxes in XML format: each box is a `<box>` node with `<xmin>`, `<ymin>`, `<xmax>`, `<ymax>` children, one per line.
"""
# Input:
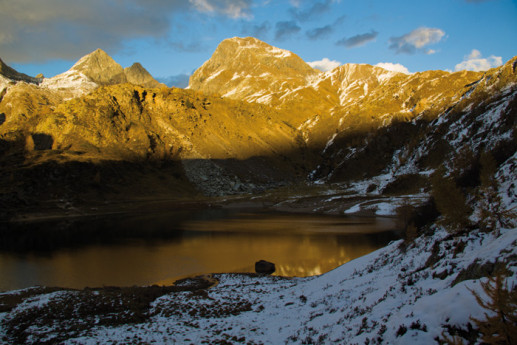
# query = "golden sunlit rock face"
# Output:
<box><xmin>0</xmin><ymin>37</ymin><xmax>516</xmax><ymax>200</ymax></box>
<box><xmin>188</xmin><ymin>37</ymin><xmax>320</xmax><ymax>100</ymax></box>
<box><xmin>189</xmin><ymin>37</ymin><xmax>515</xmax><ymax>148</ymax></box>
<box><xmin>0</xmin><ymin>84</ymin><xmax>305</xmax><ymax>160</ymax></box>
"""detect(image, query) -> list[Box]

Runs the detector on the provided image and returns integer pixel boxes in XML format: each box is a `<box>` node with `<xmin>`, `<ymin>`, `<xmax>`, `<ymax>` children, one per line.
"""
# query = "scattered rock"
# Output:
<box><xmin>255</xmin><ymin>260</ymin><xmax>275</xmax><ymax>274</ymax></box>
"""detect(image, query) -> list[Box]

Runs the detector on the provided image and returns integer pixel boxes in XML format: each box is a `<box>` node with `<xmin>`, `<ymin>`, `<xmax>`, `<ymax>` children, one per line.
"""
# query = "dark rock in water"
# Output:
<box><xmin>255</xmin><ymin>260</ymin><xmax>275</xmax><ymax>274</ymax></box>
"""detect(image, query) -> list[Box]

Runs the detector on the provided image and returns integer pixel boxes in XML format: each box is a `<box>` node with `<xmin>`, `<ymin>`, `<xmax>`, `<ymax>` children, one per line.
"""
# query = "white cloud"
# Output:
<box><xmin>454</xmin><ymin>49</ymin><xmax>502</xmax><ymax>72</ymax></box>
<box><xmin>308</xmin><ymin>58</ymin><xmax>341</xmax><ymax>72</ymax></box>
<box><xmin>374</xmin><ymin>62</ymin><xmax>411</xmax><ymax>74</ymax></box>
<box><xmin>389</xmin><ymin>27</ymin><xmax>445</xmax><ymax>54</ymax></box>
<box><xmin>467</xmin><ymin>49</ymin><xmax>482</xmax><ymax>59</ymax></box>
<box><xmin>189</xmin><ymin>0</ymin><xmax>215</xmax><ymax>12</ymax></box>
<box><xmin>189</xmin><ymin>0</ymin><xmax>253</xmax><ymax>18</ymax></box>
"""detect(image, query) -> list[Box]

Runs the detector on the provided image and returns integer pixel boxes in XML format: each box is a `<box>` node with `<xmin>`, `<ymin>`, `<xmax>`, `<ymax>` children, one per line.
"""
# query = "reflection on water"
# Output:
<box><xmin>0</xmin><ymin>209</ymin><xmax>399</xmax><ymax>291</ymax></box>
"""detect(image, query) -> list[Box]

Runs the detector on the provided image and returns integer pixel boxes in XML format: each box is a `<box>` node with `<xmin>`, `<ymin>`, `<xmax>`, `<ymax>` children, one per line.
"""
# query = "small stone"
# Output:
<box><xmin>255</xmin><ymin>260</ymin><xmax>275</xmax><ymax>274</ymax></box>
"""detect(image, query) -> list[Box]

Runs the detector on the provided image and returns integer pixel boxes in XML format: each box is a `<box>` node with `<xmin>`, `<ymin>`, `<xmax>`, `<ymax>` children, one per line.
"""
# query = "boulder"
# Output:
<box><xmin>255</xmin><ymin>260</ymin><xmax>275</xmax><ymax>274</ymax></box>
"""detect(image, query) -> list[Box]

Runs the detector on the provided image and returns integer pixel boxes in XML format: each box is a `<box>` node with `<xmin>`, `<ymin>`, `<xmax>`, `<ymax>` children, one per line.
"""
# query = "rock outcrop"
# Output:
<box><xmin>255</xmin><ymin>260</ymin><xmax>276</xmax><ymax>274</ymax></box>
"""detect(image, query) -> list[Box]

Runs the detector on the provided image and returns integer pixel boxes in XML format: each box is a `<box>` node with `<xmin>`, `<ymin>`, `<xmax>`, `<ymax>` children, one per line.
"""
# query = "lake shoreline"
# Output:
<box><xmin>3</xmin><ymin>182</ymin><xmax>421</xmax><ymax>225</ymax></box>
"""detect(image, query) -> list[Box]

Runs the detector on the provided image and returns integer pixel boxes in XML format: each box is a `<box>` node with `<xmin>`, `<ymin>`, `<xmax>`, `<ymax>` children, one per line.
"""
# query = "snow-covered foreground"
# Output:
<box><xmin>1</xmin><ymin>224</ymin><xmax>515</xmax><ymax>344</ymax></box>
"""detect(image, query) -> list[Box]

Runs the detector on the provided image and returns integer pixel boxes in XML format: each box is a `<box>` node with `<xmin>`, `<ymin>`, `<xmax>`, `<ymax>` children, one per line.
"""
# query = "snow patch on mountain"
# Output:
<box><xmin>40</xmin><ymin>70</ymin><xmax>98</xmax><ymax>98</ymax></box>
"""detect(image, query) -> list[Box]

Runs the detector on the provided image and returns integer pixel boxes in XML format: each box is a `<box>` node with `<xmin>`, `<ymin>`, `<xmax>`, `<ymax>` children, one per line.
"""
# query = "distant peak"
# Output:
<box><xmin>70</xmin><ymin>48</ymin><xmax>126</xmax><ymax>85</ymax></box>
<box><xmin>127</xmin><ymin>62</ymin><xmax>145</xmax><ymax>71</ymax></box>
<box><xmin>74</xmin><ymin>48</ymin><xmax>115</xmax><ymax>65</ymax></box>
<box><xmin>124</xmin><ymin>62</ymin><xmax>163</xmax><ymax>88</ymax></box>
<box><xmin>91</xmin><ymin>48</ymin><xmax>110</xmax><ymax>56</ymax></box>
<box><xmin>189</xmin><ymin>36</ymin><xmax>319</xmax><ymax>99</ymax></box>
<box><xmin>218</xmin><ymin>36</ymin><xmax>290</xmax><ymax>55</ymax></box>
<box><xmin>224</xmin><ymin>36</ymin><xmax>267</xmax><ymax>46</ymax></box>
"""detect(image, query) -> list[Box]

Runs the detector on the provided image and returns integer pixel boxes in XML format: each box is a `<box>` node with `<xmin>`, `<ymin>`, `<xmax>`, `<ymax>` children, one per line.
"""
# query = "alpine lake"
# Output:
<box><xmin>0</xmin><ymin>205</ymin><xmax>400</xmax><ymax>292</ymax></box>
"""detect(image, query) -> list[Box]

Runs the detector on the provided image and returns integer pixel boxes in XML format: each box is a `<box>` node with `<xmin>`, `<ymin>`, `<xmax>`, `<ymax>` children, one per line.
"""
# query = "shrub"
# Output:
<box><xmin>431</xmin><ymin>166</ymin><xmax>472</xmax><ymax>233</ymax></box>
<box><xmin>396</xmin><ymin>201</ymin><xmax>418</xmax><ymax>243</ymax></box>
<box><xmin>439</xmin><ymin>267</ymin><xmax>516</xmax><ymax>345</ymax></box>
<box><xmin>469</xmin><ymin>270</ymin><xmax>517</xmax><ymax>344</ymax></box>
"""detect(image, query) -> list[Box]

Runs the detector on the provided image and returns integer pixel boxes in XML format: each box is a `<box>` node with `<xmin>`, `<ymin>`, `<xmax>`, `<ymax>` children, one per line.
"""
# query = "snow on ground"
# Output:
<box><xmin>498</xmin><ymin>151</ymin><xmax>517</xmax><ymax>209</ymax></box>
<box><xmin>343</xmin><ymin>194</ymin><xmax>429</xmax><ymax>216</ymax></box>
<box><xmin>1</xmin><ymin>222</ymin><xmax>515</xmax><ymax>344</ymax></box>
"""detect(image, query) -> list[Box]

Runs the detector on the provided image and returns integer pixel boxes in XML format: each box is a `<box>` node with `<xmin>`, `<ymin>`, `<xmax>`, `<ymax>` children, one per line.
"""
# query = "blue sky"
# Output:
<box><xmin>2</xmin><ymin>0</ymin><xmax>516</xmax><ymax>87</ymax></box>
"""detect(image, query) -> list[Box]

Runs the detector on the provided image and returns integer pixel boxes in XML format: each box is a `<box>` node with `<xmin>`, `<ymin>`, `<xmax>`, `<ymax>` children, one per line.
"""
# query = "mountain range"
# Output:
<box><xmin>0</xmin><ymin>37</ymin><xmax>516</xmax><ymax>214</ymax></box>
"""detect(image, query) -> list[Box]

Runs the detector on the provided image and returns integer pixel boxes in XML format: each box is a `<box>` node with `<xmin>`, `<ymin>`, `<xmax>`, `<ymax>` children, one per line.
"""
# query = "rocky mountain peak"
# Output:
<box><xmin>38</xmin><ymin>50</ymin><xmax>164</xmax><ymax>98</ymax></box>
<box><xmin>124</xmin><ymin>62</ymin><xmax>164</xmax><ymax>88</ymax></box>
<box><xmin>71</xmin><ymin>48</ymin><xmax>127</xmax><ymax>85</ymax></box>
<box><xmin>188</xmin><ymin>37</ymin><xmax>319</xmax><ymax>100</ymax></box>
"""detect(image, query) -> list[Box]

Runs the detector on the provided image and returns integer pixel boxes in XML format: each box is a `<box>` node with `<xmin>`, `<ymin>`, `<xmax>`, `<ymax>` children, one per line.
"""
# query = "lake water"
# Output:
<box><xmin>0</xmin><ymin>208</ymin><xmax>399</xmax><ymax>291</ymax></box>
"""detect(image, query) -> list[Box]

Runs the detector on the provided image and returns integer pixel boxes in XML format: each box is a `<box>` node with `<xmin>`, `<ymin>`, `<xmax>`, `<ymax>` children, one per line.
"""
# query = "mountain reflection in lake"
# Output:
<box><xmin>0</xmin><ymin>208</ymin><xmax>399</xmax><ymax>291</ymax></box>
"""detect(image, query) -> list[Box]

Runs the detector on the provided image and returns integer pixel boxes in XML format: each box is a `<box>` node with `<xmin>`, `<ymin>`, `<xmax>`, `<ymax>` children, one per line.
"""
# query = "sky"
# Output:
<box><xmin>1</xmin><ymin>0</ymin><xmax>516</xmax><ymax>87</ymax></box>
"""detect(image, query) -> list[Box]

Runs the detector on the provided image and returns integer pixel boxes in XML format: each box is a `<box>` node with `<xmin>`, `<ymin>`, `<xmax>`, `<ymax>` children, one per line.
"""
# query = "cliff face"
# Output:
<box><xmin>0</xmin><ymin>58</ymin><xmax>41</xmax><ymax>85</ymax></box>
